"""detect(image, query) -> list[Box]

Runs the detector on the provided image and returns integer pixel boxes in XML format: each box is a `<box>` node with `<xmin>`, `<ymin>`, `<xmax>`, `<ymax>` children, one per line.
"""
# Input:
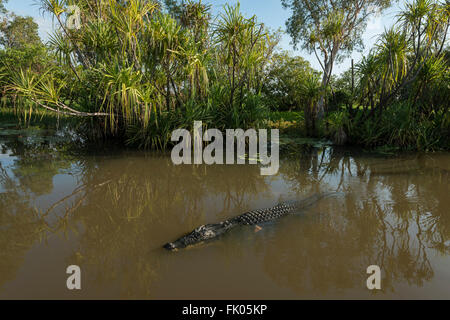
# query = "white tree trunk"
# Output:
<box><xmin>317</xmin><ymin>62</ymin><xmax>331</xmax><ymax>120</ymax></box>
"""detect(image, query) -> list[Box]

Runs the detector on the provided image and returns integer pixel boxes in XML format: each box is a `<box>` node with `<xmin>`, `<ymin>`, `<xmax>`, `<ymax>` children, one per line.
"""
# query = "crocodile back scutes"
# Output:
<box><xmin>233</xmin><ymin>202</ymin><xmax>300</xmax><ymax>226</ymax></box>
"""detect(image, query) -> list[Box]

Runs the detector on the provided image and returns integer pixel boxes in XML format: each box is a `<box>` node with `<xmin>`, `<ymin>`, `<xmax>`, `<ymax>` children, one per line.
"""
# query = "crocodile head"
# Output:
<box><xmin>163</xmin><ymin>222</ymin><xmax>232</xmax><ymax>251</ymax></box>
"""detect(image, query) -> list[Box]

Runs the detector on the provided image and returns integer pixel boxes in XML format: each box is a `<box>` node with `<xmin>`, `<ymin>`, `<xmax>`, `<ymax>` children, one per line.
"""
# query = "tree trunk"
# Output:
<box><xmin>317</xmin><ymin>61</ymin><xmax>332</xmax><ymax>120</ymax></box>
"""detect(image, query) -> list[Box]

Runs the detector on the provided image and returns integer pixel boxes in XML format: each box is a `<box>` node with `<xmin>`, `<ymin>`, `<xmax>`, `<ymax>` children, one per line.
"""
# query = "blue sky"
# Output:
<box><xmin>5</xmin><ymin>0</ymin><xmax>401</xmax><ymax>74</ymax></box>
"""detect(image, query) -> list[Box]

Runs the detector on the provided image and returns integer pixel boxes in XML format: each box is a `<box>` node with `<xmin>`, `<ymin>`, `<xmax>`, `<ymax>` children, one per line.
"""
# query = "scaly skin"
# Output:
<box><xmin>163</xmin><ymin>192</ymin><xmax>338</xmax><ymax>251</ymax></box>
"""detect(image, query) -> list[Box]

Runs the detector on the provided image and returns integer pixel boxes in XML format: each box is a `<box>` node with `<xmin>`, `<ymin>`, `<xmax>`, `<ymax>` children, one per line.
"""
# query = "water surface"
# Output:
<box><xmin>0</xmin><ymin>124</ymin><xmax>449</xmax><ymax>299</ymax></box>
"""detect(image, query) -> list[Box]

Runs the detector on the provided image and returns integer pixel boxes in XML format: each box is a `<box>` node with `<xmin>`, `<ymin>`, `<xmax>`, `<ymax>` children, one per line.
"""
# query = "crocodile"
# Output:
<box><xmin>163</xmin><ymin>192</ymin><xmax>339</xmax><ymax>251</ymax></box>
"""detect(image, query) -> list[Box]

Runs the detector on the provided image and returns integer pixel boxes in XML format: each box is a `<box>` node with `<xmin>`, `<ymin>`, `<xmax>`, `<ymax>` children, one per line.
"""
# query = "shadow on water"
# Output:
<box><xmin>0</xmin><ymin>124</ymin><xmax>449</xmax><ymax>299</ymax></box>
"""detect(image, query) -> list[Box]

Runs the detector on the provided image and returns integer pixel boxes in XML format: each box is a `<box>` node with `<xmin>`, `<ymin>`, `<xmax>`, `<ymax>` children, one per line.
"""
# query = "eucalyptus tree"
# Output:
<box><xmin>161</xmin><ymin>0</ymin><xmax>184</xmax><ymax>17</ymax></box>
<box><xmin>0</xmin><ymin>15</ymin><xmax>42</xmax><ymax>49</ymax></box>
<box><xmin>261</xmin><ymin>51</ymin><xmax>315</xmax><ymax>111</ymax></box>
<box><xmin>0</xmin><ymin>0</ymin><xmax>7</xmax><ymax>15</ymax></box>
<box><xmin>281</xmin><ymin>0</ymin><xmax>395</xmax><ymax>119</ymax></box>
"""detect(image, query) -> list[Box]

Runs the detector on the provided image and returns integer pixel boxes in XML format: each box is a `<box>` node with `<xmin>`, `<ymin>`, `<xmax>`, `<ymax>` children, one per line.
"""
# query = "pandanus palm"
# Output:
<box><xmin>213</xmin><ymin>3</ymin><xmax>270</xmax><ymax>109</ymax></box>
<box><xmin>299</xmin><ymin>73</ymin><xmax>323</xmax><ymax>135</ymax></box>
<box><xmin>147</xmin><ymin>13</ymin><xmax>187</xmax><ymax>110</ymax></box>
<box><xmin>356</xmin><ymin>53</ymin><xmax>382</xmax><ymax>111</ymax></box>
<box><xmin>107</xmin><ymin>0</ymin><xmax>158</xmax><ymax>68</ymax></box>
<box><xmin>375</xmin><ymin>27</ymin><xmax>409</xmax><ymax>96</ymax></box>
<box><xmin>8</xmin><ymin>0</ymin><xmax>275</xmax><ymax>149</ymax></box>
<box><xmin>355</xmin><ymin>0</ymin><xmax>449</xmax><ymax>115</ymax></box>
<box><xmin>98</xmin><ymin>61</ymin><xmax>144</xmax><ymax>130</ymax></box>
<box><xmin>177</xmin><ymin>0</ymin><xmax>211</xmax><ymax>99</ymax></box>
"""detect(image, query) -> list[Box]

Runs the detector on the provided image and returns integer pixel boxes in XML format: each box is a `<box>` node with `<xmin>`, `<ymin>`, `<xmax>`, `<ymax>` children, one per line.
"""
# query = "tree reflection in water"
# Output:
<box><xmin>0</xmin><ymin>134</ymin><xmax>449</xmax><ymax>298</ymax></box>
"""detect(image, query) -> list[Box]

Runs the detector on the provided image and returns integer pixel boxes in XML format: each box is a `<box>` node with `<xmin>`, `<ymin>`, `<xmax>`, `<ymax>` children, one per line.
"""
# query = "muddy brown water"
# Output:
<box><xmin>0</xmin><ymin>128</ymin><xmax>449</xmax><ymax>299</ymax></box>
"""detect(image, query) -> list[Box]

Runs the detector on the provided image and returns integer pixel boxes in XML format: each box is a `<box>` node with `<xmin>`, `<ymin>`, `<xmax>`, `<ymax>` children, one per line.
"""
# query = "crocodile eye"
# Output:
<box><xmin>195</xmin><ymin>225</ymin><xmax>205</xmax><ymax>232</ymax></box>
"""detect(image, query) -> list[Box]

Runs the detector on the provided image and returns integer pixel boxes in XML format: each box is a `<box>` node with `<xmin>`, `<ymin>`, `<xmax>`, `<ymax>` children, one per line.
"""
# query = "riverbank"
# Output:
<box><xmin>268</xmin><ymin>108</ymin><xmax>450</xmax><ymax>153</ymax></box>
<box><xmin>2</xmin><ymin>106</ymin><xmax>449</xmax><ymax>155</ymax></box>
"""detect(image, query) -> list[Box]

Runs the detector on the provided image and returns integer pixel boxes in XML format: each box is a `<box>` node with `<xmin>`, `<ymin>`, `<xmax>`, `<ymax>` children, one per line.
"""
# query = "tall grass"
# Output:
<box><xmin>325</xmin><ymin>102</ymin><xmax>450</xmax><ymax>151</ymax></box>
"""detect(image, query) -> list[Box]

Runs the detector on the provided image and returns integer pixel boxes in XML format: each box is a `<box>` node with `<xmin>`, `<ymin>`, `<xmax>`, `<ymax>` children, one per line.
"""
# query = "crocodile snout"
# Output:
<box><xmin>163</xmin><ymin>242</ymin><xmax>176</xmax><ymax>250</ymax></box>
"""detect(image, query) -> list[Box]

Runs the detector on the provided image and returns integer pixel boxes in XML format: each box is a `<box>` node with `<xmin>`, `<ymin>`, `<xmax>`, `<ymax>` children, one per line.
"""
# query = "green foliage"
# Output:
<box><xmin>281</xmin><ymin>0</ymin><xmax>394</xmax><ymax>120</ymax></box>
<box><xmin>261</xmin><ymin>51</ymin><xmax>314</xmax><ymax>111</ymax></box>
<box><xmin>0</xmin><ymin>0</ymin><xmax>8</xmax><ymax>15</ymax></box>
<box><xmin>354</xmin><ymin>0</ymin><xmax>449</xmax><ymax>113</ymax></box>
<box><xmin>323</xmin><ymin>0</ymin><xmax>450</xmax><ymax>151</ymax></box>
<box><xmin>0</xmin><ymin>45</ymin><xmax>51</xmax><ymax>79</ymax></box>
<box><xmin>212</xmin><ymin>2</ymin><xmax>277</xmax><ymax>109</ymax></box>
<box><xmin>266</xmin><ymin>111</ymin><xmax>304</xmax><ymax>136</ymax></box>
<box><xmin>299</xmin><ymin>72</ymin><xmax>324</xmax><ymax>135</ymax></box>
<box><xmin>0</xmin><ymin>15</ymin><xmax>41</xmax><ymax>49</ymax></box>
<box><xmin>3</xmin><ymin>0</ymin><xmax>277</xmax><ymax>149</ymax></box>
<box><xmin>268</xmin><ymin>111</ymin><xmax>303</xmax><ymax>122</ymax></box>
<box><xmin>210</xmin><ymin>92</ymin><xmax>269</xmax><ymax>130</ymax></box>
<box><xmin>345</xmin><ymin>102</ymin><xmax>449</xmax><ymax>151</ymax></box>
<box><xmin>125</xmin><ymin>91</ymin><xmax>269</xmax><ymax>150</ymax></box>
<box><xmin>281</xmin><ymin>0</ymin><xmax>392</xmax><ymax>54</ymax></box>
<box><xmin>2</xmin><ymin>0</ymin><xmax>449</xmax><ymax>152</ymax></box>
